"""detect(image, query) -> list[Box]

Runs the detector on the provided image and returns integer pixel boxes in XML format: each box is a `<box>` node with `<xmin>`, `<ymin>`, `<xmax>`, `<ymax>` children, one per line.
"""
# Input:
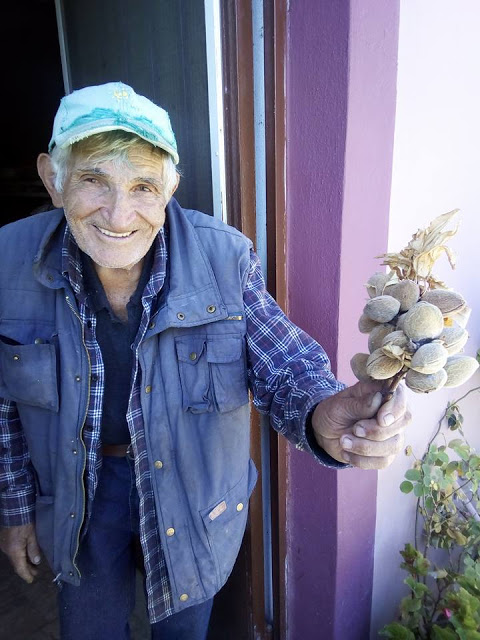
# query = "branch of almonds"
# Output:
<box><xmin>351</xmin><ymin>210</ymin><xmax>479</xmax><ymax>397</ymax></box>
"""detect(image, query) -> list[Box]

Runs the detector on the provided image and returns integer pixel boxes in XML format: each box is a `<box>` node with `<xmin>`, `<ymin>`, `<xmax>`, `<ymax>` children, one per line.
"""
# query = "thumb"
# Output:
<box><xmin>335</xmin><ymin>390</ymin><xmax>383</xmax><ymax>424</ymax></box>
<box><xmin>26</xmin><ymin>532</ymin><xmax>41</xmax><ymax>566</ymax></box>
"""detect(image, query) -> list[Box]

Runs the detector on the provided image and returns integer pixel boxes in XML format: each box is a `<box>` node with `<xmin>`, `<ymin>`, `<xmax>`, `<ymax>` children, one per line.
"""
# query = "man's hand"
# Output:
<box><xmin>311</xmin><ymin>381</ymin><xmax>411</xmax><ymax>469</ymax></box>
<box><xmin>0</xmin><ymin>523</ymin><xmax>41</xmax><ymax>583</ymax></box>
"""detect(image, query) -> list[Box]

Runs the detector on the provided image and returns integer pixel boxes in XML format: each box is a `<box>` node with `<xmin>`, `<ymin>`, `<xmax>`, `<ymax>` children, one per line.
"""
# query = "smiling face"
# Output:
<box><xmin>62</xmin><ymin>148</ymin><xmax>174</xmax><ymax>271</ymax></box>
<box><xmin>38</xmin><ymin>133</ymin><xmax>179</xmax><ymax>274</ymax></box>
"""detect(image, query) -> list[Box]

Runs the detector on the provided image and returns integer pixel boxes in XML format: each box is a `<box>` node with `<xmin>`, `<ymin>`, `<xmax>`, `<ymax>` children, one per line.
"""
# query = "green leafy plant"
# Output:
<box><xmin>380</xmin><ymin>382</ymin><xmax>480</xmax><ymax>640</ymax></box>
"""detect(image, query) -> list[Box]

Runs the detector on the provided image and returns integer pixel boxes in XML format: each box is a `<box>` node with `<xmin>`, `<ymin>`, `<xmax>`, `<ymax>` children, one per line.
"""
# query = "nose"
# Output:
<box><xmin>103</xmin><ymin>187</ymin><xmax>136</xmax><ymax>231</ymax></box>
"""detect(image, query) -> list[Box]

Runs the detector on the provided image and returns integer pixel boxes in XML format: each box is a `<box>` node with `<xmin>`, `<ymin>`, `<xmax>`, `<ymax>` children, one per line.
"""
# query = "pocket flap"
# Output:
<box><xmin>175</xmin><ymin>337</ymin><xmax>206</xmax><ymax>365</ymax></box>
<box><xmin>206</xmin><ymin>336</ymin><xmax>242</xmax><ymax>364</ymax></box>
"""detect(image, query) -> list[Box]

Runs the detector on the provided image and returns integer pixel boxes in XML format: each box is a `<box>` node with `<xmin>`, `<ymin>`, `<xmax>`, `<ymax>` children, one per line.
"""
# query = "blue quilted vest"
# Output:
<box><xmin>0</xmin><ymin>199</ymin><xmax>257</xmax><ymax>611</ymax></box>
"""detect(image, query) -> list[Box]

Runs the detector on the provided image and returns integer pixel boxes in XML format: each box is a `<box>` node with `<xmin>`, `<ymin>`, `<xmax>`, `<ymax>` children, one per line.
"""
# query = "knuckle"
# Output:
<box><xmin>353</xmin><ymin>439</ymin><xmax>374</xmax><ymax>456</ymax></box>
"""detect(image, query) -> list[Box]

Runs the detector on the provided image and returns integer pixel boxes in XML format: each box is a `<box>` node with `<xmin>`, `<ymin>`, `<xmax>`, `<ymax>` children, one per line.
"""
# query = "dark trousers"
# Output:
<box><xmin>58</xmin><ymin>456</ymin><xmax>213</xmax><ymax>640</ymax></box>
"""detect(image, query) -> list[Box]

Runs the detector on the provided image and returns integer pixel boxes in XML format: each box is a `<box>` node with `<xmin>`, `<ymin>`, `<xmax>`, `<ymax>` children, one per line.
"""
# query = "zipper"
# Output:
<box><xmin>64</xmin><ymin>293</ymin><xmax>91</xmax><ymax>578</ymax></box>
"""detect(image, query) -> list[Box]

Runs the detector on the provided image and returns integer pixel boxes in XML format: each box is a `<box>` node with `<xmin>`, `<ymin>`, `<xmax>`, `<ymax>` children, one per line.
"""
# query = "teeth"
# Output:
<box><xmin>97</xmin><ymin>227</ymin><xmax>134</xmax><ymax>238</ymax></box>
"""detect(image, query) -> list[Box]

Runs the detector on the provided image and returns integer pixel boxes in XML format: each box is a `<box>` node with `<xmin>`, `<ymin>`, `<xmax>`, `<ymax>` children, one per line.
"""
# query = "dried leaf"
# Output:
<box><xmin>377</xmin><ymin>210</ymin><xmax>460</xmax><ymax>289</ymax></box>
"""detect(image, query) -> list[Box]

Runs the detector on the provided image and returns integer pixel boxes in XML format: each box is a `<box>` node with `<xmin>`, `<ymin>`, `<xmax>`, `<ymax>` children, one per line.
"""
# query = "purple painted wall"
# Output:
<box><xmin>285</xmin><ymin>1</ymin><xmax>400</xmax><ymax>638</ymax></box>
<box><xmin>286</xmin><ymin>1</ymin><xmax>349</xmax><ymax>636</ymax></box>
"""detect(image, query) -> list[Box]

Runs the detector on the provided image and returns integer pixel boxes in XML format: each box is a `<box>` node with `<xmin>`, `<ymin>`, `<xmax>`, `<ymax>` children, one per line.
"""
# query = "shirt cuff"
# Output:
<box><xmin>296</xmin><ymin>388</ymin><xmax>351</xmax><ymax>469</ymax></box>
<box><xmin>0</xmin><ymin>485</ymin><xmax>36</xmax><ymax>527</ymax></box>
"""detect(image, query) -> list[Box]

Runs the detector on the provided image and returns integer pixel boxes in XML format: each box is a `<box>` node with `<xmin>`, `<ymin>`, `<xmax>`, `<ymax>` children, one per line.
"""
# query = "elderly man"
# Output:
<box><xmin>0</xmin><ymin>82</ymin><xmax>409</xmax><ymax>639</ymax></box>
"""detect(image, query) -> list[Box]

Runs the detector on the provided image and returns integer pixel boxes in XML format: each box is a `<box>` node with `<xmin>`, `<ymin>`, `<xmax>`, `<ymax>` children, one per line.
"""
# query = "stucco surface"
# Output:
<box><xmin>370</xmin><ymin>2</ymin><xmax>480</xmax><ymax>636</ymax></box>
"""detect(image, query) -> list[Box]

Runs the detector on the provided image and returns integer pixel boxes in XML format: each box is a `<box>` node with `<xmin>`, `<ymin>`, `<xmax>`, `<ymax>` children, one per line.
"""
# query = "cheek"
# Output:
<box><xmin>142</xmin><ymin>206</ymin><xmax>166</xmax><ymax>230</ymax></box>
<box><xmin>63</xmin><ymin>195</ymin><xmax>97</xmax><ymax>224</ymax></box>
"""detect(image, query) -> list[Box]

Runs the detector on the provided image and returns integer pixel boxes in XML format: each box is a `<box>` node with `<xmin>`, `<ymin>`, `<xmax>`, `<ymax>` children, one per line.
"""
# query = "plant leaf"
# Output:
<box><xmin>380</xmin><ymin>622</ymin><xmax>416</xmax><ymax>639</ymax></box>
<box><xmin>400</xmin><ymin>481</ymin><xmax>414</xmax><ymax>494</ymax></box>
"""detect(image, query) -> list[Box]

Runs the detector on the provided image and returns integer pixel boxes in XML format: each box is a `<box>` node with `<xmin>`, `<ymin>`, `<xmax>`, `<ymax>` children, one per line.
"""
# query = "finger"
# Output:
<box><xmin>341</xmin><ymin>453</ymin><xmax>396</xmax><ymax>470</ymax></box>
<box><xmin>26</xmin><ymin>534</ymin><xmax>42</xmax><ymax>566</ymax></box>
<box><xmin>332</xmin><ymin>389</ymin><xmax>384</xmax><ymax>424</ymax></box>
<box><xmin>353</xmin><ymin>410</ymin><xmax>412</xmax><ymax>441</ymax></box>
<box><xmin>377</xmin><ymin>384</ymin><xmax>408</xmax><ymax>427</ymax></box>
<box><xmin>341</xmin><ymin>431</ymin><xmax>405</xmax><ymax>458</ymax></box>
<box><xmin>10</xmin><ymin>549</ymin><xmax>36</xmax><ymax>583</ymax></box>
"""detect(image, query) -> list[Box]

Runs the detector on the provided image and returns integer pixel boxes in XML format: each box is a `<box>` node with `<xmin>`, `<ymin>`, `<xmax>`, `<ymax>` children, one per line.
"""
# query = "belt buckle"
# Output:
<box><xmin>126</xmin><ymin>443</ymin><xmax>134</xmax><ymax>460</ymax></box>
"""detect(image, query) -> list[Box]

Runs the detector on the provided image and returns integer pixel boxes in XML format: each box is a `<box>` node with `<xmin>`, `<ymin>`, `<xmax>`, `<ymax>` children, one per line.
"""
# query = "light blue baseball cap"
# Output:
<box><xmin>48</xmin><ymin>81</ymin><xmax>179</xmax><ymax>164</ymax></box>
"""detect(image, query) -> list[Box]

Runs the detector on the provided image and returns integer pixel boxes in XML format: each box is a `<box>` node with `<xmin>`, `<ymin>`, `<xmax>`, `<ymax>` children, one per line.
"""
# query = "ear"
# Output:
<box><xmin>37</xmin><ymin>153</ymin><xmax>64</xmax><ymax>208</ymax></box>
<box><xmin>170</xmin><ymin>172</ymin><xmax>180</xmax><ymax>198</ymax></box>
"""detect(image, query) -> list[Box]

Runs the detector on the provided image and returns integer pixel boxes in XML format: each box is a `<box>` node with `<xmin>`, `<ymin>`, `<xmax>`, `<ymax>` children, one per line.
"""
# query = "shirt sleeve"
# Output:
<box><xmin>0</xmin><ymin>398</ymin><xmax>36</xmax><ymax>526</ymax></box>
<box><xmin>244</xmin><ymin>250</ymin><xmax>348</xmax><ymax>468</ymax></box>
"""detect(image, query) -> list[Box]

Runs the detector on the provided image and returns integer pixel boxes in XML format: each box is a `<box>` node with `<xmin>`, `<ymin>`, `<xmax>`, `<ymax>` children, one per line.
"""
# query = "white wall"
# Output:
<box><xmin>370</xmin><ymin>2</ymin><xmax>480</xmax><ymax>636</ymax></box>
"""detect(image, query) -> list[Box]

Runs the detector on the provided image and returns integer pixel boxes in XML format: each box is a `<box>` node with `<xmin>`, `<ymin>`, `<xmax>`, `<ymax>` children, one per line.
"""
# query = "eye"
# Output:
<box><xmin>83</xmin><ymin>176</ymin><xmax>99</xmax><ymax>184</ymax></box>
<box><xmin>136</xmin><ymin>184</ymin><xmax>153</xmax><ymax>193</ymax></box>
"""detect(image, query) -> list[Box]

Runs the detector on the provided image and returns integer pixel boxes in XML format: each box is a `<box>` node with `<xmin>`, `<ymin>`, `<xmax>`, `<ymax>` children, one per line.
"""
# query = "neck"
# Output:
<box><xmin>94</xmin><ymin>260</ymin><xmax>145</xmax><ymax>322</ymax></box>
<box><xmin>94</xmin><ymin>259</ymin><xmax>144</xmax><ymax>291</ymax></box>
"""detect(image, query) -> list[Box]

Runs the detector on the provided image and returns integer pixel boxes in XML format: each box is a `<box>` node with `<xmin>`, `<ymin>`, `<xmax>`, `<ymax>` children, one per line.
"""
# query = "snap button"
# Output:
<box><xmin>236</xmin><ymin>503</ymin><xmax>244</xmax><ymax>512</ymax></box>
<box><xmin>166</xmin><ymin>527</ymin><xmax>175</xmax><ymax>537</ymax></box>
<box><xmin>145</xmin><ymin>385</ymin><xmax>152</xmax><ymax>394</ymax></box>
<box><xmin>75</xmin><ymin>375</ymin><xmax>81</xmax><ymax>382</ymax></box>
<box><xmin>34</xmin><ymin>338</ymin><xmax>44</xmax><ymax>344</ymax></box>
<box><xmin>189</xmin><ymin>352</ymin><xmax>197</xmax><ymax>361</ymax></box>
<box><xmin>70</xmin><ymin>513</ymin><xmax>75</xmax><ymax>519</ymax></box>
<box><xmin>180</xmin><ymin>594</ymin><xmax>189</xmax><ymax>602</ymax></box>
<box><xmin>149</xmin><ymin>321</ymin><xmax>155</xmax><ymax>329</ymax></box>
<box><xmin>154</xmin><ymin>460</ymin><xmax>163</xmax><ymax>469</ymax></box>
<box><xmin>207</xmin><ymin>305</ymin><xmax>216</xmax><ymax>313</ymax></box>
<box><xmin>72</xmin><ymin>449</ymin><xmax>78</xmax><ymax>455</ymax></box>
<box><xmin>68</xmin><ymin>571</ymin><xmax>74</xmax><ymax>577</ymax></box>
<box><xmin>177</xmin><ymin>312</ymin><xmax>185</xmax><ymax>321</ymax></box>
<box><xmin>13</xmin><ymin>355</ymin><xmax>20</xmax><ymax>361</ymax></box>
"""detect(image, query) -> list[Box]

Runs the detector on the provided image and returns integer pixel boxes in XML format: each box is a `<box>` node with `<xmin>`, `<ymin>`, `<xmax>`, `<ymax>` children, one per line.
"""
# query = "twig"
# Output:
<box><xmin>382</xmin><ymin>367</ymin><xmax>409</xmax><ymax>402</ymax></box>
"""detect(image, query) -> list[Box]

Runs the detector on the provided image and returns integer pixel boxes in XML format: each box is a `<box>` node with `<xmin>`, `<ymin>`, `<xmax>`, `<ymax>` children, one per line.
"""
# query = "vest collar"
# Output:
<box><xmin>155</xmin><ymin>198</ymin><xmax>228</xmax><ymax>329</ymax></box>
<box><xmin>33</xmin><ymin>200</ymin><xmax>228</xmax><ymax>328</ymax></box>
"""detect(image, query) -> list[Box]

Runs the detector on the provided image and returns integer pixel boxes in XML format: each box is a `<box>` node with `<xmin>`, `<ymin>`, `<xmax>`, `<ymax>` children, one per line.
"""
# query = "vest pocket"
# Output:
<box><xmin>0</xmin><ymin>340</ymin><xmax>59</xmax><ymax>411</ymax></box>
<box><xmin>175</xmin><ymin>335</ymin><xmax>249</xmax><ymax>414</ymax></box>
<box><xmin>200</xmin><ymin>459</ymin><xmax>258</xmax><ymax>588</ymax></box>
<box><xmin>206</xmin><ymin>336</ymin><xmax>249</xmax><ymax>413</ymax></box>
<box><xmin>175</xmin><ymin>337</ymin><xmax>211</xmax><ymax>413</ymax></box>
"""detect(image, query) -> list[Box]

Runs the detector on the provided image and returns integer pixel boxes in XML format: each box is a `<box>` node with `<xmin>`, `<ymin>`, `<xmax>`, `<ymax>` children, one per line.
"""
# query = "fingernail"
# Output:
<box><xmin>369</xmin><ymin>392</ymin><xmax>383</xmax><ymax>409</ymax></box>
<box><xmin>355</xmin><ymin>426</ymin><xmax>366</xmax><ymax>437</ymax></box>
<box><xmin>341</xmin><ymin>436</ymin><xmax>353</xmax><ymax>449</ymax></box>
<box><xmin>383</xmin><ymin>413</ymin><xmax>394</xmax><ymax>426</ymax></box>
<box><xmin>33</xmin><ymin>556</ymin><xmax>41</xmax><ymax>565</ymax></box>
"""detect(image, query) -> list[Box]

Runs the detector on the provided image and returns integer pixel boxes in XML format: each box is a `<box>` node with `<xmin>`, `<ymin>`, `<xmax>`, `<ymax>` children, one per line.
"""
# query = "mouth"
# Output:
<box><xmin>94</xmin><ymin>225</ymin><xmax>137</xmax><ymax>239</ymax></box>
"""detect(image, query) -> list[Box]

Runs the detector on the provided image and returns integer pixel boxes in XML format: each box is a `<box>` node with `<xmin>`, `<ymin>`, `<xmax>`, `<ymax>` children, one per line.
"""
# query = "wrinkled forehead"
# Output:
<box><xmin>66</xmin><ymin>133</ymin><xmax>171</xmax><ymax>179</ymax></box>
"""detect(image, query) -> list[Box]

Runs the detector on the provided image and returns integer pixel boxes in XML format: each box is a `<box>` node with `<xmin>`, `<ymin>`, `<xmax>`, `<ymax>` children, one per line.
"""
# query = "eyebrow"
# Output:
<box><xmin>135</xmin><ymin>176</ymin><xmax>163</xmax><ymax>189</ymax></box>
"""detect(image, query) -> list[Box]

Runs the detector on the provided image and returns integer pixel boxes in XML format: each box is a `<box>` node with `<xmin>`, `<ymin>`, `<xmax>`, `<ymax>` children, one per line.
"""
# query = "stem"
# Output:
<box><xmin>424</xmin><ymin>385</ymin><xmax>480</xmax><ymax>462</ymax></box>
<box><xmin>382</xmin><ymin>367</ymin><xmax>409</xmax><ymax>401</ymax></box>
<box><xmin>452</xmin><ymin>480</ymin><xmax>480</xmax><ymax>522</ymax></box>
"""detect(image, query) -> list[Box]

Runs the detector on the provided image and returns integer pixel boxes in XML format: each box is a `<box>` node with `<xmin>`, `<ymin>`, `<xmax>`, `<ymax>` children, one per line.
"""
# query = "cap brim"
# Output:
<box><xmin>50</xmin><ymin>122</ymin><xmax>179</xmax><ymax>165</ymax></box>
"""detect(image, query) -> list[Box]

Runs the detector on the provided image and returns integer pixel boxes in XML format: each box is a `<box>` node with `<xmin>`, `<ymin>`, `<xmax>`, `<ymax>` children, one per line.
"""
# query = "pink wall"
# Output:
<box><xmin>285</xmin><ymin>1</ymin><xmax>399</xmax><ymax>638</ymax></box>
<box><xmin>371</xmin><ymin>2</ymin><xmax>480</xmax><ymax>634</ymax></box>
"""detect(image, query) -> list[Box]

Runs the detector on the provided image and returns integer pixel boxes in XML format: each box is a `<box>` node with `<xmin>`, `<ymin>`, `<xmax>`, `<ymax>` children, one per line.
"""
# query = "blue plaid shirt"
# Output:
<box><xmin>0</xmin><ymin>223</ymin><xmax>344</xmax><ymax>622</ymax></box>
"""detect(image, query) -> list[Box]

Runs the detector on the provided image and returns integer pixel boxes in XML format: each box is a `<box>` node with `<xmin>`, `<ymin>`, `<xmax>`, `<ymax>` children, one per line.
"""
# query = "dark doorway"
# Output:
<box><xmin>0</xmin><ymin>0</ymin><xmax>64</xmax><ymax>227</ymax></box>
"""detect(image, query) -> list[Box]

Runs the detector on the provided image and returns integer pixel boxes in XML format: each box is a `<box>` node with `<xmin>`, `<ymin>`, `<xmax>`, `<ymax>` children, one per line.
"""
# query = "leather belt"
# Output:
<box><xmin>102</xmin><ymin>444</ymin><xmax>133</xmax><ymax>458</ymax></box>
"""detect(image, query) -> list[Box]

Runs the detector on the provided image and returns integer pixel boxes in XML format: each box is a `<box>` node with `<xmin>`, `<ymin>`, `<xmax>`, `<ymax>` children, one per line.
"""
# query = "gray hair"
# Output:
<box><xmin>50</xmin><ymin>130</ymin><xmax>180</xmax><ymax>195</ymax></box>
